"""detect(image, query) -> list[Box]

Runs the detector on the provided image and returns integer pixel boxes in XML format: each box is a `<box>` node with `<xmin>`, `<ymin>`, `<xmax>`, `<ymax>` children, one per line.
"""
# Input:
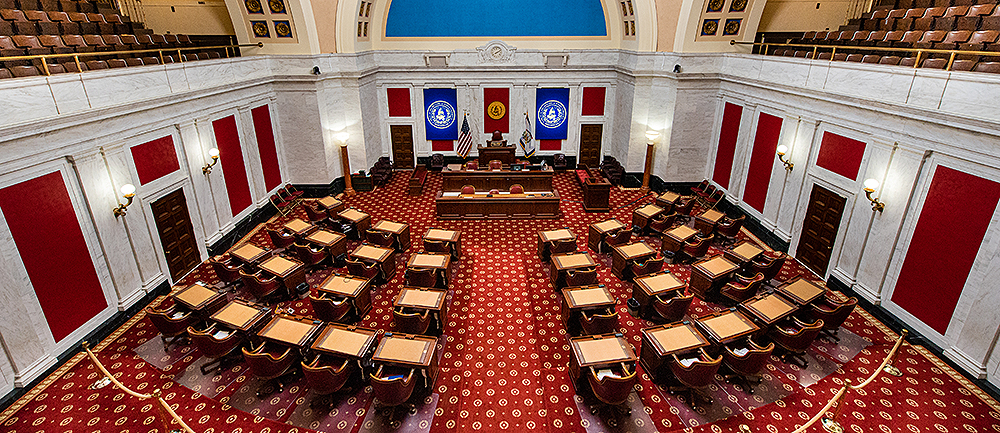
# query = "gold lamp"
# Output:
<box><xmin>113</xmin><ymin>183</ymin><xmax>136</xmax><ymax>218</ymax></box>
<box><xmin>863</xmin><ymin>178</ymin><xmax>885</xmax><ymax>213</ymax></box>
<box><xmin>202</xmin><ymin>148</ymin><xmax>220</xmax><ymax>174</ymax></box>
<box><xmin>776</xmin><ymin>145</ymin><xmax>793</xmax><ymax>171</ymax></box>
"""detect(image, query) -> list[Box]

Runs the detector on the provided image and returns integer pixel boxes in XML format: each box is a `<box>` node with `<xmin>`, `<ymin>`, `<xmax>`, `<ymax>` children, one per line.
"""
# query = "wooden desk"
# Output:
<box><xmin>310</xmin><ymin>323</ymin><xmax>378</xmax><ymax>362</ymax></box>
<box><xmin>317</xmin><ymin>273</ymin><xmax>372</xmax><ymax>318</ymax></box>
<box><xmin>258</xmin><ymin>255</ymin><xmax>306</xmax><ymax>295</ymax></box>
<box><xmin>395</xmin><ymin>287</ymin><xmax>448</xmax><ymax>332</ymax></box>
<box><xmin>316</xmin><ymin>196</ymin><xmax>345</xmax><ymax>214</ymax></box>
<box><xmin>639</xmin><ymin>322</ymin><xmax>710</xmax><ymax>378</ymax></box>
<box><xmin>210</xmin><ymin>300</ymin><xmax>271</xmax><ymax>333</ymax></box>
<box><xmin>561</xmin><ymin>285</ymin><xmax>616</xmax><ymax>331</ymax></box>
<box><xmin>588</xmin><ymin>219</ymin><xmax>625</xmax><ymax>252</ymax></box>
<box><xmin>372</xmin><ymin>220</ymin><xmax>411</xmax><ymax>251</ymax></box>
<box><xmin>632</xmin><ymin>204</ymin><xmax>664</xmax><ymax>233</ymax></box>
<box><xmin>538</xmin><ymin>228</ymin><xmax>576</xmax><ymax>259</ymax></box>
<box><xmin>172</xmin><ymin>284</ymin><xmax>226</xmax><ymax>319</ymax></box>
<box><xmin>695</xmin><ymin>309</ymin><xmax>760</xmax><ymax>345</ymax></box>
<box><xmin>373</xmin><ymin>333</ymin><xmax>439</xmax><ymax>388</ymax></box>
<box><xmin>476</xmin><ymin>145</ymin><xmax>515</xmax><ymax>166</ymax></box>
<box><xmin>655</xmin><ymin>191</ymin><xmax>680</xmax><ymax>212</ymax></box>
<box><xmin>442</xmin><ymin>166</ymin><xmax>554</xmax><ymax>191</ymax></box>
<box><xmin>350</xmin><ymin>244</ymin><xmax>396</xmax><ymax>282</ymax></box>
<box><xmin>230</xmin><ymin>243</ymin><xmax>269</xmax><ymax>266</ymax></box>
<box><xmin>338</xmin><ymin>208</ymin><xmax>372</xmax><ymax>234</ymax></box>
<box><xmin>690</xmin><ymin>256</ymin><xmax>739</xmax><ymax>300</ymax></box>
<box><xmin>611</xmin><ymin>241</ymin><xmax>657</xmax><ymax>280</ymax></box>
<box><xmin>569</xmin><ymin>334</ymin><xmax>637</xmax><ymax>385</ymax></box>
<box><xmin>777</xmin><ymin>277</ymin><xmax>827</xmax><ymax>305</ymax></box>
<box><xmin>283</xmin><ymin>218</ymin><xmax>315</xmax><ymax>237</ymax></box>
<box><xmin>406</xmin><ymin>253</ymin><xmax>451</xmax><ymax>286</ymax></box>
<box><xmin>739</xmin><ymin>292</ymin><xmax>799</xmax><ymax>326</ymax></box>
<box><xmin>550</xmin><ymin>252</ymin><xmax>597</xmax><ymax>289</ymax></box>
<box><xmin>435</xmin><ymin>191</ymin><xmax>560</xmax><ymax>219</ymax></box>
<box><xmin>581</xmin><ymin>176</ymin><xmax>611</xmax><ymax>212</ymax></box>
<box><xmin>724</xmin><ymin>241</ymin><xmax>763</xmax><ymax>267</ymax></box>
<box><xmin>305</xmin><ymin>229</ymin><xmax>347</xmax><ymax>258</ymax></box>
<box><xmin>423</xmin><ymin>228</ymin><xmax>461</xmax><ymax>258</ymax></box>
<box><xmin>632</xmin><ymin>272</ymin><xmax>686</xmax><ymax>318</ymax></box>
<box><xmin>258</xmin><ymin>315</ymin><xmax>322</xmax><ymax>348</ymax></box>
<box><xmin>661</xmin><ymin>225</ymin><xmax>699</xmax><ymax>254</ymax></box>
<box><xmin>694</xmin><ymin>209</ymin><xmax>725</xmax><ymax>236</ymax></box>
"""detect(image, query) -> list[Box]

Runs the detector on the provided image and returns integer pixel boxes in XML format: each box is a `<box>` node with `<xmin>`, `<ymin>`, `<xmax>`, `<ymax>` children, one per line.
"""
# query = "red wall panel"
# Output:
<box><xmin>539</xmin><ymin>140</ymin><xmax>561</xmax><ymax>151</ymax></box>
<box><xmin>581</xmin><ymin>87</ymin><xmax>606</xmax><ymax>116</ymax></box>
<box><xmin>251</xmin><ymin>105</ymin><xmax>282</xmax><ymax>191</ymax></box>
<box><xmin>816</xmin><ymin>132</ymin><xmax>866</xmax><ymax>180</ymax></box>
<box><xmin>743</xmin><ymin>113</ymin><xmax>783</xmax><ymax>212</ymax></box>
<box><xmin>213</xmin><ymin>116</ymin><xmax>252</xmax><ymax>216</ymax></box>
<box><xmin>387</xmin><ymin>88</ymin><xmax>411</xmax><ymax>117</ymax></box>
<box><xmin>130</xmin><ymin>136</ymin><xmax>179</xmax><ymax>185</ymax></box>
<box><xmin>891</xmin><ymin>166</ymin><xmax>1000</xmax><ymax>334</ymax></box>
<box><xmin>432</xmin><ymin>140</ymin><xmax>453</xmax><ymax>151</ymax></box>
<box><xmin>483</xmin><ymin>88</ymin><xmax>510</xmax><ymax>133</ymax></box>
<box><xmin>0</xmin><ymin>172</ymin><xmax>107</xmax><ymax>341</ymax></box>
<box><xmin>712</xmin><ymin>102</ymin><xmax>742</xmax><ymax>189</ymax></box>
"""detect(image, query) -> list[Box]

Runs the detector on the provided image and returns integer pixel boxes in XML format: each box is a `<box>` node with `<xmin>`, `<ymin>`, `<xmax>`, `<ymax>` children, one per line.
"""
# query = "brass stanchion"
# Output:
<box><xmin>821</xmin><ymin>379</ymin><xmax>852</xmax><ymax>433</ymax></box>
<box><xmin>883</xmin><ymin>329</ymin><xmax>908</xmax><ymax>377</ymax></box>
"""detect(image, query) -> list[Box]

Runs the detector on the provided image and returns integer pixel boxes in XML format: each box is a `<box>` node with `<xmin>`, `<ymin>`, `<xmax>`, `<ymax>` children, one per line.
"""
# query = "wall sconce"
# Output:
<box><xmin>863</xmin><ymin>178</ymin><xmax>885</xmax><ymax>213</ymax></box>
<box><xmin>113</xmin><ymin>183</ymin><xmax>136</xmax><ymax>218</ymax></box>
<box><xmin>645</xmin><ymin>130</ymin><xmax>660</xmax><ymax>145</ymax></box>
<box><xmin>202</xmin><ymin>148</ymin><xmax>220</xmax><ymax>174</ymax></box>
<box><xmin>776</xmin><ymin>145</ymin><xmax>794</xmax><ymax>171</ymax></box>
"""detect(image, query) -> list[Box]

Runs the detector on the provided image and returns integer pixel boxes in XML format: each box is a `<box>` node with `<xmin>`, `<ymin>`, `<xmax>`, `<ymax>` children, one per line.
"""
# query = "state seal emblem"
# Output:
<box><xmin>537</xmin><ymin>100</ymin><xmax>567</xmax><ymax>129</ymax></box>
<box><xmin>426</xmin><ymin>101</ymin><xmax>456</xmax><ymax>129</ymax></box>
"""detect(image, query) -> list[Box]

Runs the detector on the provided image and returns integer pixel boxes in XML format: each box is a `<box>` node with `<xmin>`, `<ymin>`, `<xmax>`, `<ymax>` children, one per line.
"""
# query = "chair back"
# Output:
<box><xmin>684</xmin><ymin>235</ymin><xmax>713</xmax><ymax>259</ymax></box>
<box><xmin>652</xmin><ymin>292</ymin><xmax>693</xmax><ymax>322</ymax></box>
<box><xmin>309</xmin><ymin>294</ymin><xmax>352</xmax><ymax>322</ymax></box>
<box><xmin>461</xmin><ymin>185</ymin><xmax>475</xmax><ymax>194</ymax></box>
<box><xmin>295</xmin><ymin>243</ymin><xmax>328</xmax><ymax>267</ymax></box>
<box><xmin>550</xmin><ymin>238</ymin><xmax>577</xmax><ymax>255</ymax></box>
<box><xmin>210</xmin><ymin>257</ymin><xmax>241</xmax><ymax>283</ymax></box>
<box><xmin>187</xmin><ymin>324</ymin><xmax>242</xmax><ymax>358</ymax></box>
<box><xmin>366</xmin><ymin>229</ymin><xmax>395</xmax><ymax>248</ymax></box>
<box><xmin>466</xmin><ymin>161</ymin><xmax>478</xmax><ymax>170</ymax></box>
<box><xmin>267</xmin><ymin>228</ymin><xmax>296</xmax><ymax>249</ymax></box>
<box><xmin>691</xmin><ymin>179</ymin><xmax>709</xmax><ymax>194</ymax></box>
<box><xmin>580</xmin><ymin>308</ymin><xmax>619</xmax><ymax>335</ymax></box>
<box><xmin>810</xmin><ymin>295</ymin><xmax>857</xmax><ymax>331</ymax></box>
<box><xmin>370</xmin><ymin>366</ymin><xmax>417</xmax><ymax>406</ymax></box>
<box><xmin>631</xmin><ymin>255</ymin><xmax>664</xmax><ymax>278</ymax></box>
<box><xmin>649</xmin><ymin>212</ymin><xmax>677</xmax><ymax>233</ymax></box>
<box><xmin>674</xmin><ymin>197</ymin><xmax>694</xmax><ymax>215</ymax></box>
<box><xmin>405</xmin><ymin>268</ymin><xmax>438</xmax><ymax>288</ymax></box>
<box><xmin>393</xmin><ymin>308</ymin><xmax>432</xmax><ymax>334</ymax></box>
<box><xmin>509</xmin><ymin>184</ymin><xmax>524</xmax><ymax>194</ymax></box>
<box><xmin>717</xmin><ymin>215</ymin><xmax>745</xmax><ymax>238</ymax></box>
<box><xmin>669</xmin><ymin>348</ymin><xmax>723</xmax><ymax>388</ymax></box>
<box><xmin>770</xmin><ymin>318</ymin><xmax>824</xmax><ymax>352</ymax></box>
<box><xmin>241</xmin><ymin>270</ymin><xmax>281</xmax><ymax>300</ymax></box>
<box><xmin>565</xmin><ymin>268</ymin><xmax>598</xmax><ymax>287</ymax></box>
<box><xmin>302</xmin><ymin>354</ymin><xmax>353</xmax><ymax>395</ymax></box>
<box><xmin>605</xmin><ymin>228</ymin><xmax>632</xmax><ymax>248</ymax></box>
<box><xmin>723</xmin><ymin>338</ymin><xmax>775</xmax><ymax>376</ymax></box>
<box><xmin>346</xmin><ymin>259</ymin><xmax>379</xmax><ymax>280</ymax></box>
<box><xmin>587</xmin><ymin>364</ymin><xmax>638</xmax><ymax>406</ymax></box>
<box><xmin>423</xmin><ymin>239</ymin><xmax>451</xmax><ymax>254</ymax></box>
<box><xmin>242</xmin><ymin>342</ymin><xmax>297</xmax><ymax>380</ymax></box>
<box><xmin>721</xmin><ymin>272</ymin><xmax>765</xmax><ymax>303</ymax></box>
<box><xmin>146</xmin><ymin>305</ymin><xmax>195</xmax><ymax>337</ymax></box>
<box><xmin>489</xmin><ymin>159</ymin><xmax>502</xmax><ymax>170</ymax></box>
<box><xmin>751</xmin><ymin>252</ymin><xmax>786</xmax><ymax>282</ymax></box>
<box><xmin>304</xmin><ymin>204</ymin><xmax>328</xmax><ymax>223</ymax></box>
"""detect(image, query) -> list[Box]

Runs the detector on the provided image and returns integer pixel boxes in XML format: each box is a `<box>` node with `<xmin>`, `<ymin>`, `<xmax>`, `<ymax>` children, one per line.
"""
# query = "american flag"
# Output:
<box><xmin>457</xmin><ymin>114</ymin><xmax>473</xmax><ymax>158</ymax></box>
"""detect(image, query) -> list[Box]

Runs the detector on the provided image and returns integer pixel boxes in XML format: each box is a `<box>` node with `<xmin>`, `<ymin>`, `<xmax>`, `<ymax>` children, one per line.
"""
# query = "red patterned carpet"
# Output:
<box><xmin>2</xmin><ymin>171</ymin><xmax>999</xmax><ymax>433</ymax></box>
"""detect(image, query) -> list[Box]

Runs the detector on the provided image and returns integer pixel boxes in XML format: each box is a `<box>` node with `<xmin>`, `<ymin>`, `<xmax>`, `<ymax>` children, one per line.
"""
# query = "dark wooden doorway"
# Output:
<box><xmin>796</xmin><ymin>184</ymin><xmax>847</xmax><ymax>276</ymax></box>
<box><xmin>151</xmin><ymin>188</ymin><xmax>201</xmax><ymax>281</ymax></box>
<box><xmin>390</xmin><ymin>125</ymin><xmax>414</xmax><ymax>169</ymax></box>
<box><xmin>579</xmin><ymin>124</ymin><xmax>603</xmax><ymax>167</ymax></box>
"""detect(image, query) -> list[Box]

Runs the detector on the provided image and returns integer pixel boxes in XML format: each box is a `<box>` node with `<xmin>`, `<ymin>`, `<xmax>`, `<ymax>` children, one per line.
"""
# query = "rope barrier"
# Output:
<box><xmin>851</xmin><ymin>329</ymin><xmax>909</xmax><ymax>389</ymax></box>
<box><xmin>791</xmin><ymin>380</ymin><xmax>851</xmax><ymax>433</ymax></box>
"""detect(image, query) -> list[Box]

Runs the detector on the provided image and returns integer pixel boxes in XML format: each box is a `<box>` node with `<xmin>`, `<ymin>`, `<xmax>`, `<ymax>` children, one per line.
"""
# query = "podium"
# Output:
<box><xmin>478</xmin><ymin>145</ymin><xmax>516</xmax><ymax>165</ymax></box>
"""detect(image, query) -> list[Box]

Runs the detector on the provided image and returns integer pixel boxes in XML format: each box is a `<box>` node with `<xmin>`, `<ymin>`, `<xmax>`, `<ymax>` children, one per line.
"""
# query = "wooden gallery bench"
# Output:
<box><xmin>575</xmin><ymin>164</ymin><xmax>611</xmax><ymax>212</ymax></box>
<box><xmin>409</xmin><ymin>166</ymin><xmax>428</xmax><ymax>195</ymax></box>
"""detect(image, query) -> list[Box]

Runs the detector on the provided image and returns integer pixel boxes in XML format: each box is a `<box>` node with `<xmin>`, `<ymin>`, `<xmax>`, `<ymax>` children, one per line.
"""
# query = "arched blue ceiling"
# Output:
<box><xmin>384</xmin><ymin>0</ymin><xmax>608</xmax><ymax>37</ymax></box>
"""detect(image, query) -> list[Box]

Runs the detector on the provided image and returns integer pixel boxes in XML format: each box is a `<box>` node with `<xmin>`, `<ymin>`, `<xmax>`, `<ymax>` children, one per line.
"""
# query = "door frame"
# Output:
<box><xmin>788</xmin><ymin>176</ymin><xmax>856</xmax><ymax>279</ymax></box>
<box><xmin>388</xmin><ymin>124</ymin><xmax>415</xmax><ymax>169</ymax></box>
<box><xmin>578</xmin><ymin>123</ymin><xmax>604</xmax><ymax>167</ymax></box>
<box><xmin>141</xmin><ymin>179</ymin><xmax>207</xmax><ymax>285</ymax></box>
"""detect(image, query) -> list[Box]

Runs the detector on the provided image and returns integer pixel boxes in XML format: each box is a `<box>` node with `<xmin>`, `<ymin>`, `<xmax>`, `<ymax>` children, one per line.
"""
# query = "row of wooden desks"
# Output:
<box><xmin>688</xmin><ymin>241</ymin><xmax>767</xmax><ymax>300</ymax></box>
<box><xmin>610</xmin><ymin>241</ymin><xmax>657</xmax><ymax>280</ymax></box>
<box><xmin>538</xmin><ymin>228</ymin><xmax>576</xmax><ymax>259</ymax></box>
<box><xmin>372</xmin><ymin>220</ymin><xmax>411</xmax><ymax>251</ymax></box>
<box><xmin>424</xmin><ymin>228</ymin><xmax>462</xmax><ymax>258</ymax></box>
<box><xmin>561</xmin><ymin>285</ymin><xmax>616</xmax><ymax>333</ymax></box>
<box><xmin>588</xmin><ymin>219</ymin><xmax>626</xmax><ymax>252</ymax></box>
<box><xmin>317</xmin><ymin>273</ymin><xmax>372</xmax><ymax>318</ymax></box>
<box><xmin>569</xmin><ymin>333</ymin><xmax>637</xmax><ymax>386</ymax></box>
<box><xmin>550</xmin><ymin>252</ymin><xmax>597</xmax><ymax>289</ymax></box>
<box><xmin>229</xmin><ymin>243</ymin><xmax>309</xmax><ymax>297</ymax></box>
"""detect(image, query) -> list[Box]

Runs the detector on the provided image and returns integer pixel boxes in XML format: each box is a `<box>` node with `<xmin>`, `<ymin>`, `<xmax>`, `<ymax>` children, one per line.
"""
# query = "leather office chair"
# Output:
<box><xmin>648</xmin><ymin>212</ymin><xmax>677</xmax><ymax>234</ymax></box>
<box><xmin>489</xmin><ymin>159</ymin><xmax>502</xmax><ymax>170</ymax></box>
<box><xmin>346</xmin><ymin>258</ymin><xmax>380</xmax><ymax>282</ymax></box>
<box><xmin>750</xmin><ymin>251</ymin><xmax>787</xmax><ymax>287</ymax></box>
<box><xmin>187</xmin><ymin>323</ymin><xmax>244</xmax><ymax>374</ymax></box>
<box><xmin>579</xmin><ymin>307</ymin><xmax>619</xmax><ymax>335</ymax></box>
<box><xmin>651</xmin><ymin>291</ymin><xmax>693</xmax><ymax>323</ymax></box>
<box><xmin>393</xmin><ymin>307</ymin><xmax>433</xmax><ymax>335</ymax></box>
<box><xmin>304</xmin><ymin>204</ymin><xmax>329</xmax><ymax>224</ymax></box>
<box><xmin>631</xmin><ymin>255</ymin><xmax>664</xmax><ymax>279</ymax></box>
<box><xmin>242</xmin><ymin>341</ymin><xmax>300</xmax><ymax>398</ymax></box>
<box><xmin>465</xmin><ymin>161</ymin><xmax>478</xmax><ymax>170</ymax></box>
<box><xmin>209</xmin><ymin>255</ymin><xmax>242</xmax><ymax>289</ymax></box>
<box><xmin>602</xmin><ymin>228</ymin><xmax>632</xmax><ymax>253</ymax></box>
<box><xmin>550</xmin><ymin>238</ymin><xmax>577</xmax><ymax>256</ymax></box>
<box><xmin>722</xmin><ymin>337</ymin><xmax>775</xmax><ymax>394</ymax></box>
<box><xmin>553</xmin><ymin>153</ymin><xmax>568</xmax><ymax>171</ymax></box>
<box><xmin>509</xmin><ymin>184</ymin><xmax>524</xmax><ymax>194</ymax></box>
<box><xmin>769</xmin><ymin>317</ymin><xmax>824</xmax><ymax>368</ymax></box>
<box><xmin>293</xmin><ymin>243</ymin><xmax>329</xmax><ymax>273</ymax></box>
<box><xmin>240</xmin><ymin>269</ymin><xmax>283</xmax><ymax>303</ymax></box>
<box><xmin>302</xmin><ymin>354</ymin><xmax>353</xmax><ymax>400</ymax></box>
<box><xmin>405</xmin><ymin>268</ymin><xmax>439</xmax><ymax>289</ymax></box>
<box><xmin>146</xmin><ymin>303</ymin><xmax>195</xmax><ymax>351</ymax></box>
<box><xmin>679</xmin><ymin>234</ymin><xmax>713</xmax><ymax>263</ymax></box>
<box><xmin>309</xmin><ymin>293</ymin><xmax>352</xmax><ymax>323</ymax></box>
<box><xmin>720</xmin><ymin>272</ymin><xmax>766</xmax><ymax>304</ymax></box>
<box><xmin>423</xmin><ymin>239</ymin><xmax>456</xmax><ymax>259</ymax></box>
<box><xmin>565</xmin><ymin>268</ymin><xmax>598</xmax><ymax>287</ymax></box>
<box><xmin>370</xmin><ymin>365</ymin><xmax>418</xmax><ymax>416</ymax></box>
<box><xmin>461</xmin><ymin>185</ymin><xmax>475</xmax><ymax>194</ymax></box>
<box><xmin>716</xmin><ymin>215</ymin><xmax>745</xmax><ymax>246</ymax></box>
<box><xmin>586</xmin><ymin>363</ymin><xmax>638</xmax><ymax>426</ymax></box>
<box><xmin>430</xmin><ymin>153</ymin><xmax>445</xmax><ymax>171</ymax></box>
<box><xmin>266</xmin><ymin>228</ymin><xmax>296</xmax><ymax>251</ymax></box>
<box><xmin>668</xmin><ymin>348</ymin><xmax>723</xmax><ymax>410</ymax></box>
<box><xmin>673</xmin><ymin>196</ymin><xmax>695</xmax><ymax>223</ymax></box>
<box><xmin>808</xmin><ymin>294</ymin><xmax>858</xmax><ymax>342</ymax></box>
<box><xmin>366</xmin><ymin>229</ymin><xmax>396</xmax><ymax>248</ymax></box>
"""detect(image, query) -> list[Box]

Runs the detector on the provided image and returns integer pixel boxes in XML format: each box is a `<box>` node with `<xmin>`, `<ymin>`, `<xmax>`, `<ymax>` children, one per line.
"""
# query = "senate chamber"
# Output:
<box><xmin>0</xmin><ymin>0</ymin><xmax>999</xmax><ymax>431</ymax></box>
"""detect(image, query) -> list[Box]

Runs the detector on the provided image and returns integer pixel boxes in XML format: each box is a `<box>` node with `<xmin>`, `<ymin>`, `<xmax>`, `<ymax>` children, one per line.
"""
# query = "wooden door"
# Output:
<box><xmin>152</xmin><ymin>189</ymin><xmax>201</xmax><ymax>281</ymax></box>
<box><xmin>579</xmin><ymin>124</ymin><xmax>603</xmax><ymax>167</ymax></box>
<box><xmin>390</xmin><ymin>125</ymin><xmax>414</xmax><ymax>169</ymax></box>
<box><xmin>796</xmin><ymin>184</ymin><xmax>847</xmax><ymax>276</ymax></box>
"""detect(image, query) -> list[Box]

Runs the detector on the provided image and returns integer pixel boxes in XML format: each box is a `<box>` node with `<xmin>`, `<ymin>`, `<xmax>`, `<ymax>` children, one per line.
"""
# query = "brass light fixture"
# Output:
<box><xmin>863</xmin><ymin>178</ymin><xmax>885</xmax><ymax>213</ymax></box>
<box><xmin>113</xmin><ymin>183</ymin><xmax>136</xmax><ymax>218</ymax></box>
<box><xmin>776</xmin><ymin>145</ymin><xmax>793</xmax><ymax>171</ymax></box>
<box><xmin>202</xmin><ymin>148</ymin><xmax>220</xmax><ymax>174</ymax></box>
